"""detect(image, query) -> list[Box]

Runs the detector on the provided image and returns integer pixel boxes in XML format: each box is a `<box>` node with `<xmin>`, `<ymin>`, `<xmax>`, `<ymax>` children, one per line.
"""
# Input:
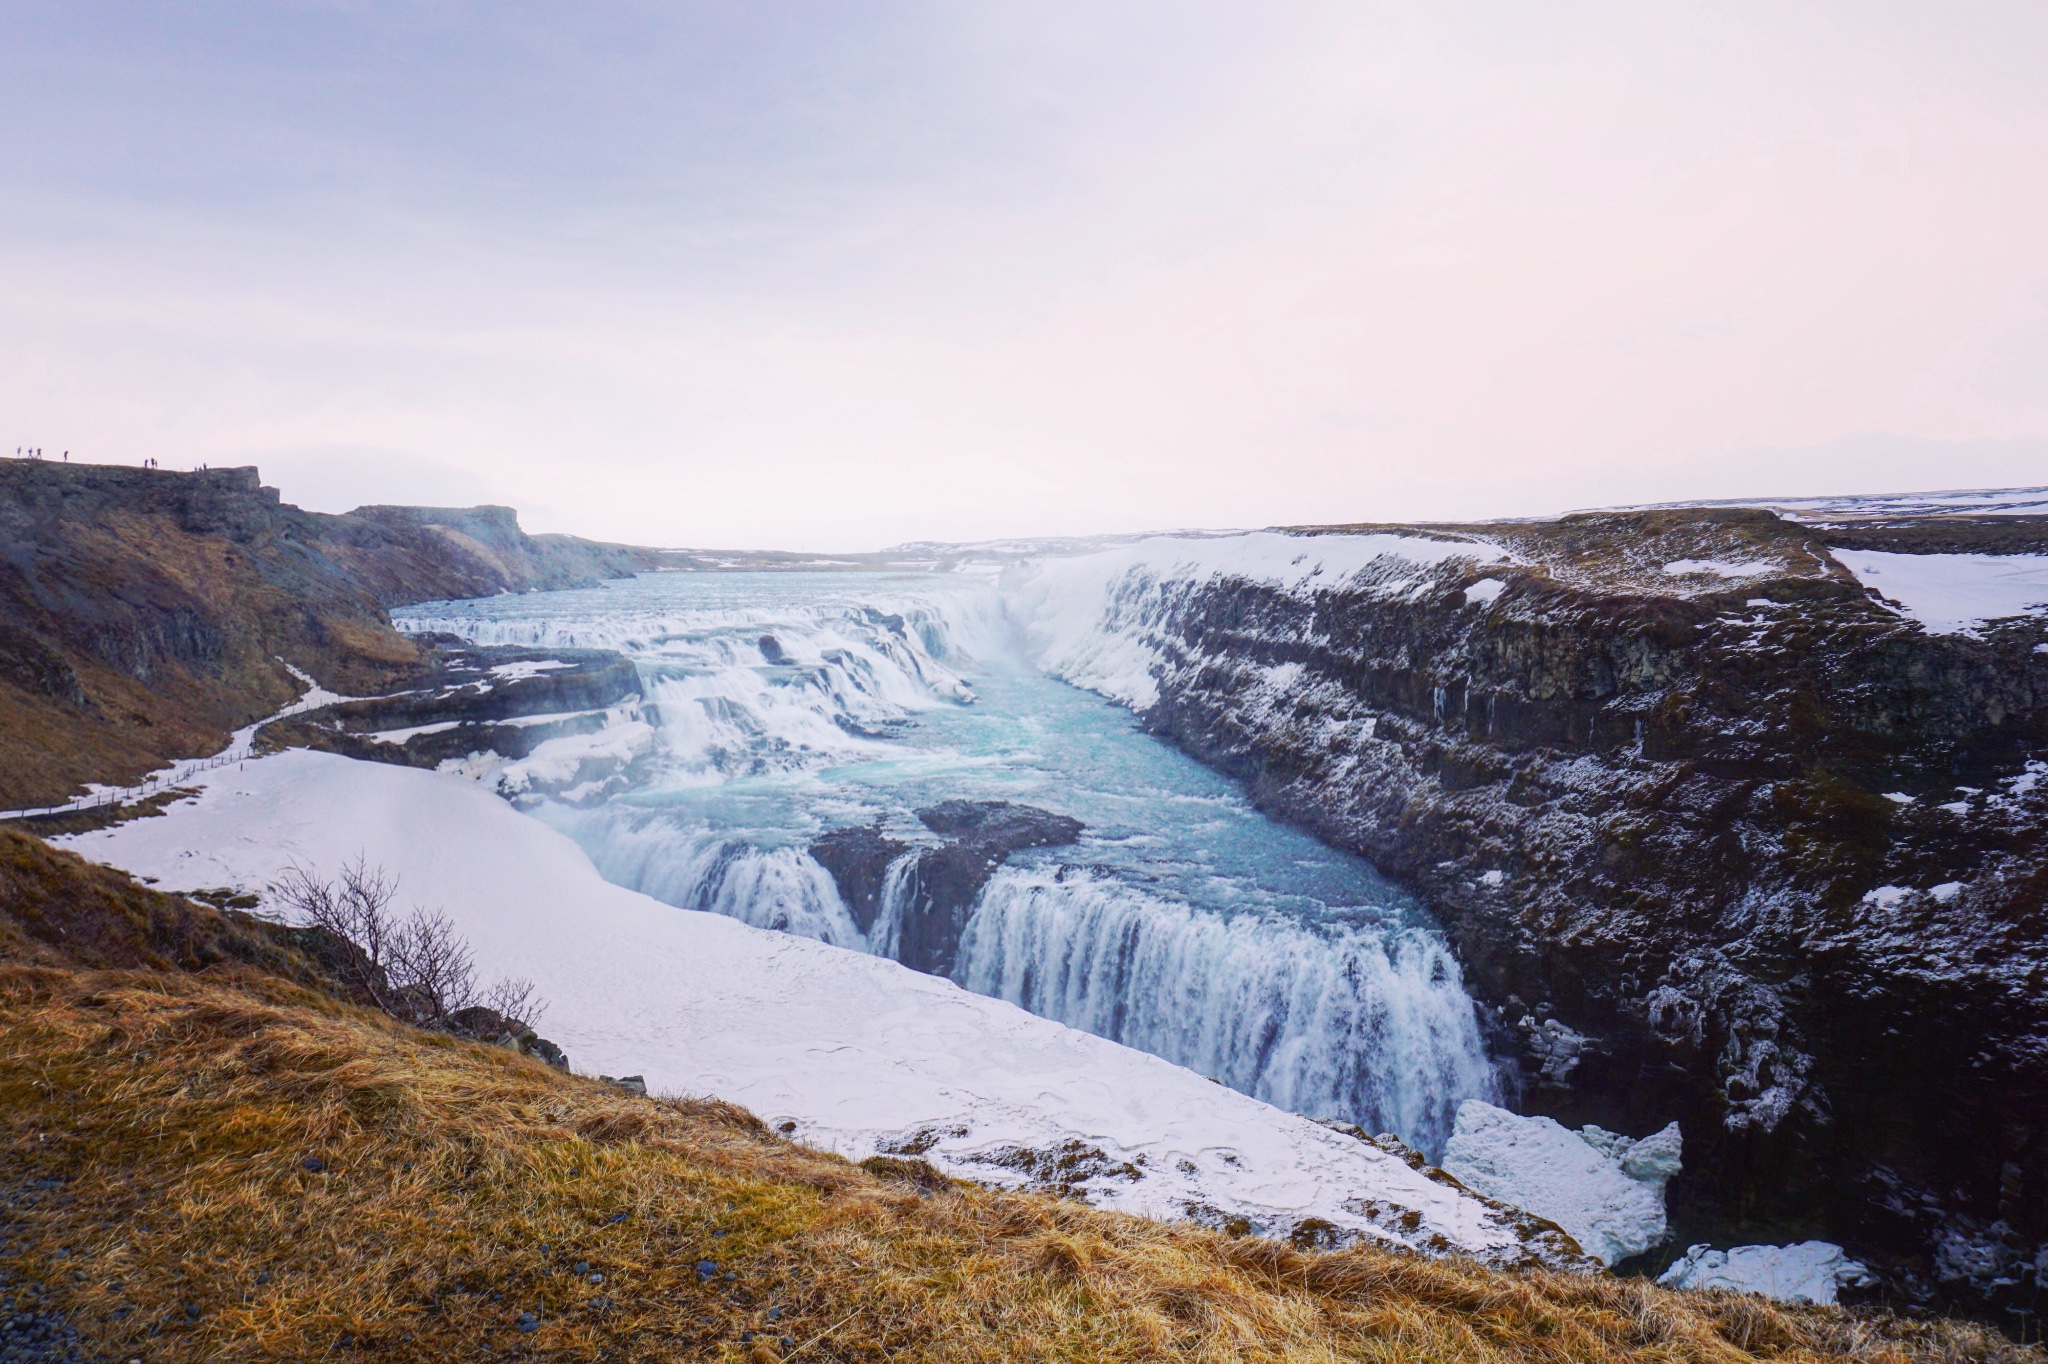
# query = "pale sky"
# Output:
<box><xmin>4</xmin><ymin>3</ymin><xmax>2046</xmax><ymax>549</ymax></box>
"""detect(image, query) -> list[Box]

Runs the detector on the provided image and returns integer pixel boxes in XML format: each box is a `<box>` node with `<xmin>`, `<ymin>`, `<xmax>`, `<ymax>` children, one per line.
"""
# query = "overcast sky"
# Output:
<box><xmin>4</xmin><ymin>2</ymin><xmax>2046</xmax><ymax>548</ymax></box>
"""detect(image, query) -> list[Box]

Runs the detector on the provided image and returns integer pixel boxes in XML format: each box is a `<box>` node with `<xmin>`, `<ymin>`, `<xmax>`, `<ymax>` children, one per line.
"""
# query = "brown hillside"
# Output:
<box><xmin>0</xmin><ymin>460</ymin><xmax>666</xmax><ymax>809</ymax></box>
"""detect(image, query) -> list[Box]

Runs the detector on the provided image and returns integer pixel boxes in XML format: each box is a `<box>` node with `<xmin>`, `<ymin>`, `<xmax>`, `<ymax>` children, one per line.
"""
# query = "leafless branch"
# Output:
<box><xmin>386</xmin><ymin>908</ymin><xmax>476</xmax><ymax>1024</ymax></box>
<box><xmin>481</xmin><ymin>976</ymin><xmax>548</xmax><ymax>1030</ymax></box>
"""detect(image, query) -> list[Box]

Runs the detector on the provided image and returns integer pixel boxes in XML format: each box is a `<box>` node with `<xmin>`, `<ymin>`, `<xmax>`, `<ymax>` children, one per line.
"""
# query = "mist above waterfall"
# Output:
<box><xmin>397</xmin><ymin>569</ymin><xmax>1502</xmax><ymax>1156</ymax></box>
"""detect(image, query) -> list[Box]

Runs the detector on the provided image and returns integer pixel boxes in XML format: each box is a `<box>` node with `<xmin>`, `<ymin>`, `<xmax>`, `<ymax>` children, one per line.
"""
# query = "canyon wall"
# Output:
<box><xmin>1013</xmin><ymin>507</ymin><xmax>2048</xmax><ymax>1307</ymax></box>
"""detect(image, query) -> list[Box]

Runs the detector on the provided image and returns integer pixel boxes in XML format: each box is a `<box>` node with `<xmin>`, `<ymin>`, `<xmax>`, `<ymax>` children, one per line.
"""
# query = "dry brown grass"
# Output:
<box><xmin>1</xmin><ymin>963</ymin><xmax>2037</xmax><ymax>1364</ymax></box>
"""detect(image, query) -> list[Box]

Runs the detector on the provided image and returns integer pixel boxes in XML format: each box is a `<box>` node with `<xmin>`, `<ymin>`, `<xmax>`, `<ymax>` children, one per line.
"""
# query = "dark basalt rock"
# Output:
<box><xmin>915</xmin><ymin>799</ymin><xmax>1085</xmax><ymax>848</ymax></box>
<box><xmin>254</xmin><ymin>642</ymin><xmax>641</xmax><ymax>771</ymax></box>
<box><xmin>1091</xmin><ymin>507</ymin><xmax>2048</xmax><ymax>1314</ymax></box>
<box><xmin>810</xmin><ymin>801</ymin><xmax>1084</xmax><ymax>976</ymax></box>
<box><xmin>891</xmin><ymin>802</ymin><xmax>1084</xmax><ymax>975</ymax></box>
<box><xmin>444</xmin><ymin>1005</ymin><xmax>571</xmax><ymax>1072</ymax></box>
<box><xmin>809</xmin><ymin>825</ymin><xmax>909</xmax><ymax>937</ymax></box>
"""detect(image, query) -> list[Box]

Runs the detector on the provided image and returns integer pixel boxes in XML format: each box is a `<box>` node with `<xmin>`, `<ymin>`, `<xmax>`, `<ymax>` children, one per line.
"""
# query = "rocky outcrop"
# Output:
<box><xmin>810</xmin><ymin>801</ymin><xmax>1084</xmax><ymax>973</ymax></box>
<box><xmin>445</xmin><ymin>1005</ymin><xmax>571</xmax><ymax>1072</ymax></box>
<box><xmin>256</xmin><ymin>640</ymin><xmax>650</xmax><ymax>803</ymax></box>
<box><xmin>1018</xmin><ymin>506</ymin><xmax>2048</xmax><ymax>1311</ymax></box>
<box><xmin>0</xmin><ymin>460</ymin><xmax>670</xmax><ymax>808</ymax></box>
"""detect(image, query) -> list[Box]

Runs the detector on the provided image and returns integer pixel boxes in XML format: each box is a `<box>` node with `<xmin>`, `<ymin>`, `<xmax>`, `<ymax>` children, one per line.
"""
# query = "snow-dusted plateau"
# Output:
<box><xmin>8</xmin><ymin>463</ymin><xmax>2046</xmax><ymax>1320</ymax></box>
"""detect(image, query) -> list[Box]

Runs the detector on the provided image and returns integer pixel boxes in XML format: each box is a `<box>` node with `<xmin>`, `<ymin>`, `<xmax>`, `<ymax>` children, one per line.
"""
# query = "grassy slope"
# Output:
<box><xmin>0</xmin><ymin>834</ymin><xmax>2038</xmax><ymax>1363</ymax></box>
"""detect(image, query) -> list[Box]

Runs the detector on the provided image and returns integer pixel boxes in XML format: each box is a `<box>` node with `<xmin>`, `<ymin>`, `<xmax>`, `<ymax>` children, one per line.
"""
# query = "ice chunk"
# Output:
<box><xmin>1657</xmin><ymin>1241</ymin><xmax>1873</xmax><ymax>1305</ymax></box>
<box><xmin>1441</xmin><ymin>1100</ymin><xmax>1679</xmax><ymax>1265</ymax></box>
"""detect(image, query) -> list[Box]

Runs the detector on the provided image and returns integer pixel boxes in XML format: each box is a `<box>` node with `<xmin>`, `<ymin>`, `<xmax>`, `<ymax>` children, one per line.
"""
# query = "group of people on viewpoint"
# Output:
<box><xmin>12</xmin><ymin>450</ymin><xmax>177</xmax><ymax>470</ymax></box>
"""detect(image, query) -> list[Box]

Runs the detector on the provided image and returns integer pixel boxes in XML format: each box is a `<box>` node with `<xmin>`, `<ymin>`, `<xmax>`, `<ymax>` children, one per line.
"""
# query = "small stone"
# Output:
<box><xmin>516</xmin><ymin>1311</ymin><xmax>539</xmax><ymax>1333</ymax></box>
<box><xmin>573</xmin><ymin>1261</ymin><xmax>589</xmax><ymax>1275</ymax></box>
<box><xmin>588</xmin><ymin>1273</ymin><xmax>604</xmax><ymax>1285</ymax></box>
<box><xmin>766</xmin><ymin>1306</ymin><xmax>782</xmax><ymax>1321</ymax></box>
<box><xmin>256</xmin><ymin>1271</ymin><xmax>271</xmax><ymax>1285</ymax></box>
<box><xmin>696</xmin><ymin>1260</ymin><xmax>716</xmax><ymax>1280</ymax></box>
<box><xmin>49</xmin><ymin>1249</ymin><xmax>69</xmax><ymax>1260</ymax></box>
<box><xmin>301</xmin><ymin>1156</ymin><xmax>326</xmax><ymax>1173</ymax></box>
<box><xmin>607</xmin><ymin>1210</ymin><xmax>629</xmax><ymax>1223</ymax></box>
<box><xmin>185</xmin><ymin>1303</ymin><xmax>202</xmax><ymax>1319</ymax></box>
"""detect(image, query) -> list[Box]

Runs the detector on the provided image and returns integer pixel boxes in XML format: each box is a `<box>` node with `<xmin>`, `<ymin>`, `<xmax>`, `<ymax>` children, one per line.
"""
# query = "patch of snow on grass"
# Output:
<box><xmin>1929</xmin><ymin>882</ymin><xmax>1964</xmax><ymax>904</ymax></box>
<box><xmin>1439</xmin><ymin>1100</ymin><xmax>1679</xmax><ymax>1265</ymax></box>
<box><xmin>1463</xmin><ymin>579</ymin><xmax>1507</xmax><ymax>606</ymax></box>
<box><xmin>1863</xmin><ymin>886</ymin><xmax>1912</xmax><ymax>910</ymax></box>
<box><xmin>1658</xmin><ymin>1242</ymin><xmax>1873</xmax><ymax>1305</ymax></box>
<box><xmin>1662</xmin><ymin>559</ymin><xmax>1772</xmax><ymax>579</ymax></box>
<box><xmin>1833</xmin><ymin>549</ymin><xmax>2048</xmax><ymax>635</ymax></box>
<box><xmin>1883</xmin><ymin>792</ymin><xmax>1915</xmax><ymax>805</ymax></box>
<box><xmin>57</xmin><ymin>751</ymin><xmax>1552</xmax><ymax>1264</ymax></box>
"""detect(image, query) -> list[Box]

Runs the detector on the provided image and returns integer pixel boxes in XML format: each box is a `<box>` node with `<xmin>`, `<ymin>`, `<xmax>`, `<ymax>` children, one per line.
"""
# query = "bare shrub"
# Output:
<box><xmin>276</xmin><ymin>857</ymin><xmax>535</xmax><ymax>1029</ymax></box>
<box><xmin>481</xmin><ymin>975</ymin><xmax>548</xmax><ymax>1030</ymax></box>
<box><xmin>386</xmin><ymin>908</ymin><xmax>475</xmax><ymax>1025</ymax></box>
<box><xmin>276</xmin><ymin>856</ymin><xmax>400</xmax><ymax>1012</ymax></box>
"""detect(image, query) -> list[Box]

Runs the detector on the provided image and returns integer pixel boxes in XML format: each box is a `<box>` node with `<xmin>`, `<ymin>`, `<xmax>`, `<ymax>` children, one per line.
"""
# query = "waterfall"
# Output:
<box><xmin>865</xmin><ymin>852</ymin><xmax>922</xmax><ymax>961</ymax></box>
<box><xmin>404</xmin><ymin>569</ymin><xmax>1504</xmax><ymax>1157</ymax></box>
<box><xmin>955</xmin><ymin>865</ymin><xmax>1499</xmax><ymax>1157</ymax></box>
<box><xmin>552</xmin><ymin>811</ymin><xmax>867</xmax><ymax>950</ymax></box>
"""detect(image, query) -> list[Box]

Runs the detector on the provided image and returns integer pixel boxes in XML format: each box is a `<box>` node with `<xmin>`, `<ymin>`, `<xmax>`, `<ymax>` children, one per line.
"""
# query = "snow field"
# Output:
<box><xmin>1833</xmin><ymin>549</ymin><xmax>2048</xmax><ymax>636</ymax></box>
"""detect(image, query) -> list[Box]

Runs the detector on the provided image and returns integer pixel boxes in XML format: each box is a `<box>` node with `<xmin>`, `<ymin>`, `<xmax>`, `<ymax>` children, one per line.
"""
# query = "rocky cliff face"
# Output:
<box><xmin>1015</xmin><ymin>506</ymin><xmax>2048</xmax><ymax>1311</ymax></box>
<box><xmin>812</xmin><ymin>800</ymin><xmax>1085</xmax><ymax>975</ymax></box>
<box><xmin>0</xmin><ymin>460</ymin><xmax>668</xmax><ymax>808</ymax></box>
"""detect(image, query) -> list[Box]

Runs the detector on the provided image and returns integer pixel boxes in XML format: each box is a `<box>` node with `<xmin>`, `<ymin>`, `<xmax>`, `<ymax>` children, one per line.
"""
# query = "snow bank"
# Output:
<box><xmin>1833</xmin><ymin>549</ymin><xmax>2048</xmax><ymax>635</ymax></box>
<box><xmin>1658</xmin><ymin>1241</ymin><xmax>1873</xmax><ymax>1305</ymax></box>
<box><xmin>1440</xmin><ymin>1100</ymin><xmax>1680</xmax><ymax>1265</ymax></box>
<box><xmin>1007</xmin><ymin>531</ymin><xmax>1508</xmax><ymax>709</ymax></box>
<box><xmin>59</xmin><ymin>751</ymin><xmax>1562</xmax><ymax>1265</ymax></box>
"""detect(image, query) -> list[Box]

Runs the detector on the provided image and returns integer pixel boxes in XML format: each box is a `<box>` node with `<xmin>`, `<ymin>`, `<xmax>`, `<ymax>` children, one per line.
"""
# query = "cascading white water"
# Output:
<box><xmin>865</xmin><ymin>852</ymin><xmax>921</xmax><ymax>962</ymax></box>
<box><xmin>957</xmin><ymin>866</ymin><xmax>1497</xmax><ymax>1155</ymax></box>
<box><xmin>563</xmin><ymin>812</ymin><xmax>867</xmax><ymax>948</ymax></box>
<box><xmin>398</xmin><ymin>570</ymin><xmax>1503</xmax><ymax>1156</ymax></box>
